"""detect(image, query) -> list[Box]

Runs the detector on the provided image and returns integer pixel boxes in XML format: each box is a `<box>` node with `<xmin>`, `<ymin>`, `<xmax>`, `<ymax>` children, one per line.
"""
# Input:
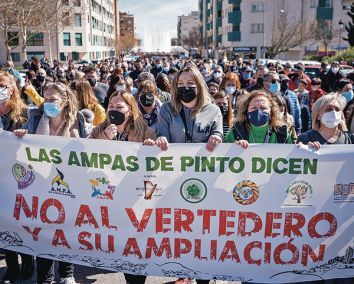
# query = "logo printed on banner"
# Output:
<box><xmin>12</xmin><ymin>163</ymin><xmax>35</xmax><ymax>189</ymax></box>
<box><xmin>233</xmin><ymin>180</ymin><xmax>259</xmax><ymax>205</ymax></box>
<box><xmin>333</xmin><ymin>183</ymin><xmax>354</xmax><ymax>202</ymax></box>
<box><xmin>180</xmin><ymin>178</ymin><xmax>207</xmax><ymax>203</ymax></box>
<box><xmin>50</xmin><ymin>168</ymin><xmax>74</xmax><ymax>198</ymax></box>
<box><xmin>90</xmin><ymin>177</ymin><xmax>116</xmax><ymax>200</ymax></box>
<box><xmin>136</xmin><ymin>175</ymin><xmax>163</xmax><ymax>200</ymax></box>
<box><xmin>284</xmin><ymin>180</ymin><xmax>313</xmax><ymax>207</ymax></box>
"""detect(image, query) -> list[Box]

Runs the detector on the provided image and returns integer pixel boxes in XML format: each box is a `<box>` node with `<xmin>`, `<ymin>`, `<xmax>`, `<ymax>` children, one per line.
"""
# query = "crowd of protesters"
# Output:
<box><xmin>0</xmin><ymin>54</ymin><xmax>353</xmax><ymax>284</ymax></box>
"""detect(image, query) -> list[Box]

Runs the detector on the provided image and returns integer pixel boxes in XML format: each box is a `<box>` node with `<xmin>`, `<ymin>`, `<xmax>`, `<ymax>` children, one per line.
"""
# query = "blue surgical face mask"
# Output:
<box><xmin>342</xmin><ymin>90</ymin><xmax>354</xmax><ymax>103</ymax></box>
<box><xmin>44</xmin><ymin>102</ymin><xmax>61</xmax><ymax>118</ymax></box>
<box><xmin>269</xmin><ymin>81</ymin><xmax>280</xmax><ymax>94</ymax></box>
<box><xmin>243</xmin><ymin>72</ymin><xmax>251</xmax><ymax>80</ymax></box>
<box><xmin>248</xmin><ymin>109</ymin><xmax>270</xmax><ymax>127</ymax></box>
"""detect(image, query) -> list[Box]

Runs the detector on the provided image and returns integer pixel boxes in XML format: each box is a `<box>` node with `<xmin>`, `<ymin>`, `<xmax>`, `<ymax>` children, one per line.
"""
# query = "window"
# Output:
<box><xmin>318</xmin><ymin>0</ymin><xmax>332</xmax><ymax>8</ymax></box>
<box><xmin>7</xmin><ymin>32</ymin><xmax>19</xmax><ymax>46</ymax></box>
<box><xmin>310</xmin><ymin>0</ymin><xmax>317</xmax><ymax>8</ymax></box>
<box><xmin>251</xmin><ymin>3</ymin><xmax>264</xmax><ymax>12</ymax></box>
<box><xmin>73</xmin><ymin>0</ymin><xmax>81</xmax><ymax>6</ymax></box>
<box><xmin>27</xmin><ymin>33</ymin><xmax>44</xmax><ymax>46</ymax></box>
<box><xmin>63</xmin><ymin>32</ymin><xmax>71</xmax><ymax>46</ymax></box>
<box><xmin>251</xmin><ymin>23</ymin><xmax>264</xmax><ymax>33</ymax></box>
<box><xmin>60</xmin><ymin>52</ymin><xmax>67</xmax><ymax>61</ymax></box>
<box><xmin>74</xmin><ymin>14</ymin><xmax>82</xmax><ymax>27</ymax></box>
<box><xmin>75</xmin><ymin>33</ymin><xmax>82</xmax><ymax>46</ymax></box>
<box><xmin>72</xmin><ymin>52</ymin><xmax>80</xmax><ymax>60</ymax></box>
<box><xmin>11</xmin><ymin>53</ymin><xmax>20</xmax><ymax>62</ymax></box>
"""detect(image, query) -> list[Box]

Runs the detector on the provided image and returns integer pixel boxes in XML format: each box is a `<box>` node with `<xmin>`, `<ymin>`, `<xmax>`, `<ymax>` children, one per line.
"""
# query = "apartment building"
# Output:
<box><xmin>177</xmin><ymin>11</ymin><xmax>200</xmax><ymax>47</ymax></box>
<box><xmin>0</xmin><ymin>0</ymin><xmax>118</xmax><ymax>64</ymax></box>
<box><xmin>199</xmin><ymin>0</ymin><xmax>352</xmax><ymax>60</ymax></box>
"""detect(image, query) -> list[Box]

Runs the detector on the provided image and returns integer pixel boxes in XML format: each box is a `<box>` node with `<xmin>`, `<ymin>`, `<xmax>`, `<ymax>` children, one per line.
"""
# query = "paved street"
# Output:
<box><xmin>0</xmin><ymin>253</ymin><xmax>240</xmax><ymax>284</ymax></box>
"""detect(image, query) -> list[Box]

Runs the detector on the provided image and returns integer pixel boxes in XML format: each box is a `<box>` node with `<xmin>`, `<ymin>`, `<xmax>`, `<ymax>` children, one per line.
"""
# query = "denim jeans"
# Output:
<box><xmin>37</xmin><ymin>257</ymin><xmax>74</xmax><ymax>284</ymax></box>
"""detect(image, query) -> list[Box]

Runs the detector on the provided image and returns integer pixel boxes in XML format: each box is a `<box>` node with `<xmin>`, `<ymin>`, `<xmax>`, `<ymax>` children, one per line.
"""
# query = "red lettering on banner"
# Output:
<box><xmin>308</xmin><ymin>213</ymin><xmax>337</xmax><ymax>238</ymax></box>
<box><xmin>174</xmin><ymin>238</ymin><xmax>192</xmax><ymax>258</ymax></box>
<box><xmin>125</xmin><ymin>208</ymin><xmax>153</xmax><ymax>232</ymax></box>
<box><xmin>210</xmin><ymin>240</ymin><xmax>218</xmax><ymax>260</ymax></box>
<box><xmin>238</xmin><ymin>212</ymin><xmax>262</xmax><ymax>237</ymax></box>
<box><xmin>265</xmin><ymin>212</ymin><xmax>282</xmax><ymax>238</ymax></box>
<box><xmin>123</xmin><ymin>238</ymin><xmax>143</xmax><ymax>258</ymax></box>
<box><xmin>40</xmin><ymin>199</ymin><xmax>65</xmax><ymax>224</ymax></box>
<box><xmin>78</xmin><ymin>231</ymin><xmax>93</xmax><ymax>250</ymax></box>
<box><xmin>194</xmin><ymin>239</ymin><xmax>208</xmax><ymax>260</ymax></box>
<box><xmin>301</xmin><ymin>244</ymin><xmax>326</xmax><ymax>266</ymax></box>
<box><xmin>75</xmin><ymin>205</ymin><xmax>99</xmax><ymax>228</ymax></box>
<box><xmin>13</xmin><ymin>194</ymin><xmax>38</xmax><ymax>220</ymax></box>
<box><xmin>156</xmin><ymin>208</ymin><xmax>171</xmax><ymax>234</ymax></box>
<box><xmin>274</xmin><ymin>238</ymin><xmax>299</xmax><ymax>265</ymax></box>
<box><xmin>219</xmin><ymin>210</ymin><xmax>236</xmax><ymax>236</ymax></box>
<box><xmin>219</xmin><ymin>240</ymin><xmax>240</xmax><ymax>262</ymax></box>
<box><xmin>284</xmin><ymin>213</ymin><xmax>305</xmax><ymax>237</ymax></box>
<box><xmin>145</xmin><ymin>237</ymin><xmax>172</xmax><ymax>259</ymax></box>
<box><xmin>100</xmin><ymin>206</ymin><xmax>117</xmax><ymax>230</ymax></box>
<box><xmin>23</xmin><ymin>226</ymin><xmax>41</xmax><ymax>241</ymax></box>
<box><xmin>264</xmin><ymin>242</ymin><xmax>272</xmax><ymax>264</ymax></box>
<box><xmin>174</xmin><ymin>209</ymin><xmax>194</xmax><ymax>233</ymax></box>
<box><xmin>52</xmin><ymin>229</ymin><xmax>70</xmax><ymax>248</ymax></box>
<box><xmin>95</xmin><ymin>234</ymin><xmax>114</xmax><ymax>253</ymax></box>
<box><xmin>244</xmin><ymin>241</ymin><xmax>262</xmax><ymax>266</ymax></box>
<box><xmin>197</xmin><ymin>209</ymin><xmax>216</xmax><ymax>234</ymax></box>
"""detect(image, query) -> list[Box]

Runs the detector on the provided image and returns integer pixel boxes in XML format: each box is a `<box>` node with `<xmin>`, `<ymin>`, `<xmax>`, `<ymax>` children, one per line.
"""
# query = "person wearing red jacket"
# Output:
<box><xmin>289</xmin><ymin>64</ymin><xmax>311</xmax><ymax>92</ymax></box>
<box><xmin>309</xmin><ymin>78</ymin><xmax>326</xmax><ymax>110</ymax></box>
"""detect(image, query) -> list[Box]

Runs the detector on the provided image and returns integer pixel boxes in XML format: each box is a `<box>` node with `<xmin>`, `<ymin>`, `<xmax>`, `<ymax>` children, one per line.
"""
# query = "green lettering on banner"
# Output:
<box><xmin>146</xmin><ymin>157</ymin><xmax>159</xmax><ymax>171</ymax></box>
<box><xmin>81</xmin><ymin>152</ymin><xmax>98</xmax><ymax>168</ymax></box>
<box><xmin>126</xmin><ymin>156</ymin><xmax>139</xmax><ymax>172</ymax></box>
<box><xmin>68</xmin><ymin>151</ymin><xmax>81</xmax><ymax>166</ymax></box>
<box><xmin>160</xmin><ymin>157</ymin><xmax>174</xmax><ymax>171</ymax></box>
<box><xmin>289</xmin><ymin>158</ymin><xmax>302</xmax><ymax>174</ymax></box>
<box><xmin>229</xmin><ymin>157</ymin><xmax>245</xmax><ymax>173</ymax></box>
<box><xmin>304</xmin><ymin>159</ymin><xmax>317</xmax><ymax>174</ymax></box>
<box><xmin>111</xmin><ymin>155</ymin><xmax>126</xmax><ymax>171</ymax></box>
<box><xmin>273</xmin><ymin>158</ymin><xmax>288</xmax><ymax>174</ymax></box>
<box><xmin>181</xmin><ymin>156</ymin><xmax>194</xmax><ymax>172</ymax></box>
<box><xmin>25</xmin><ymin>147</ymin><xmax>38</xmax><ymax>162</ymax></box>
<box><xmin>99</xmin><ymin>154</ymin><xmax>112</xmax><ymax>169</ymax></box>
<box><xmin>252</xmin><ymin>157</ymin><xmax>265</xmax><ymax>173</ymax></box>
<box><xmin>201</xmin><ymin>157</ymin><xmax>215</xmax><ymax>172</ymax></box>
<box><xmin>215</xmin><ymin>157</ymin><xmax>229</xmax><ymax>172</ymax></box>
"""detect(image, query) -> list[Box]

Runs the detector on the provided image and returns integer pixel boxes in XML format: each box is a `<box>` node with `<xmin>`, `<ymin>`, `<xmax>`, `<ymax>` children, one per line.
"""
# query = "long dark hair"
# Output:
<box><xmin>213</xmin><ymin>91</ymin><xmax>233</xmax><ymax>128</ymax></box>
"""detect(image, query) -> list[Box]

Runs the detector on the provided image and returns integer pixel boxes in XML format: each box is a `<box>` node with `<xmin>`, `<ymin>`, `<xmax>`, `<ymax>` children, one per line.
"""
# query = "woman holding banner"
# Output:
<box><xmin>146</xmin><ymin>65</ymin><xmax>223</xmax><ymax>284</ymax></box>
<box><xmin>224</xmin><ymin>90</ymin><xmax>295</xmax><ymax>146</ymax></box>
<box><xmin>0</xmin><ymin>72</ymin><xmax>35</xmax><ymax>283</ymax></box>
<box><xmin>89</xmin><ymin>90</ymin><xmax>155</xmax><ymax>284</ymax></box>
<box><xmin>13</xmin><ymin>82</ymin><xmax>93</xmax><ymax>284</ymax></box>
<box><xmin>298</xmin><ymin>94</ymin><xmax>354</xmax><ymax>148</ymax></box>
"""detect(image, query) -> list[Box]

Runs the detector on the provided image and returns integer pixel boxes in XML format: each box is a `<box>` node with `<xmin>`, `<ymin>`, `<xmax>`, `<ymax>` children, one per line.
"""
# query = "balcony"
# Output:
<box><xmin>228</xmin><ymin>11</ymin><xmax>241</xmax><ymax>24</ymax></box>
<box><xmin>229</xmin><ymin>0</ymin><xmax>241</xmax><ymax>4</ymax></box>
<box><xmin>317</xmin><ymin>7</ymin><xmax>333</xmax><ymax>20</ymax></box>
<box><xmin>217</xmin><ymin>17</ymin><xmax>222</xmax><ymax>27</ymax></box>
<box><xmin>228</xmin><ymin>31</ymin><xmax>241</xmax><ymax>42</ymax></box>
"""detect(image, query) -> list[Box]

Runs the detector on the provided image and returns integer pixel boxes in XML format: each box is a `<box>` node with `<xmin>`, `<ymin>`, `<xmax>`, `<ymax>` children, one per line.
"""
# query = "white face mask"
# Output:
<box><xmin>0</xmin><ymin>87</ymin><xmax>9</xmax><ymax>104</ymax></box>
<box><xmin>213</xmin><ymin>72</ymin><xmax>222</xmax><ymax>79</ymax></box>
<box><xmin>225</xmin><ymin>86</ymin><xmax>236</xmax><ymax>94</ymax></box>
<box><xmin>331</xmin><ymin>67</ymin><xmax>339</xmax><ymax>74</ymax></box>
<box><xmin>115</xmin><ymin>84</ymin><xmax>126</xmax><ymax>92</ymax></box>
<box><xmin>321</xmin><ymin>111</ymin><xmax>341</xmax><ymax>129</ymax></box>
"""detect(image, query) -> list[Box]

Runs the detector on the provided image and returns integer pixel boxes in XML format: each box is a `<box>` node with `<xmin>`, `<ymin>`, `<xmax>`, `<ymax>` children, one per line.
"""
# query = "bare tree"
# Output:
<box><xmin>40</xmin><ymin>0</ymin><xmax>74</xmax><ymax>65</ymax></box>
<box><xmin>267</xmin><ymin>11</ymin><xmax>316</xmax><ymax>58</ymax></box>
<box><xmin>0</xmin><ymin>2</ymin><xmax>18</xmax><ymax>63</ymax></box>
<box><xmin>180</xmin><ymin>27</ymin><xmax>202</xmax><ymax>49</ymax></box>
<box><xmin>120</xmin><ymin>33</ymin><xmax>137</xmax><ymax>53</ymax></box>
<box><xmin>315</xmin><ymin>20</ymin><xmax>332</xmax><ymax>57</ymax></box>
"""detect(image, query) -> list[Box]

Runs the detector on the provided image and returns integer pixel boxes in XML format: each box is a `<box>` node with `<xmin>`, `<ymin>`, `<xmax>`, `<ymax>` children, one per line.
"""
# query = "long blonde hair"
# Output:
<box><xmin>0</xmin><ymin>72</ymin><xmax>27</xmax><ymax>127</ymax></box>
<box><xmin>44</xmin><ymin>82</ymin><xmax>78</xmax><ymax>128</ymax></box>
<box><xmin>235</xmin><ymin>90</ymin><xmax>284</xmax><ymax>131</ymax></box>
<box><xmin>312</xmin><ymin>94</ymin><xmax>347</xmax><ymax>131</ymax></box>
<box><xmin>108</xmin><ymin>91</ymin><xmax>148</xmax><ymax>141</ymax></box>
<box><xmin>170</xmin><ymin>65</ymin><xmax>210</xmax><ymax>118</ymax></box>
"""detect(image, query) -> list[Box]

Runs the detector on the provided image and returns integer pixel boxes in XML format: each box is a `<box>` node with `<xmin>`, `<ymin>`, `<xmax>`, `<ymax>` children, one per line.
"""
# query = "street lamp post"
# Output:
<box><xmin>338</xmin><ymin>20</ymin><xmax>344</xmax><ymax>51</ymax></box>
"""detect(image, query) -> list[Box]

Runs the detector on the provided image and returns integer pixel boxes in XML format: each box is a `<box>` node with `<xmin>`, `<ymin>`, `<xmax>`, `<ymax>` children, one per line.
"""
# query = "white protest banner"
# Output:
<box><xmin>0</xmin><ymin>130</ymin><xmax>353</xmax><ymax>283</ymax></box>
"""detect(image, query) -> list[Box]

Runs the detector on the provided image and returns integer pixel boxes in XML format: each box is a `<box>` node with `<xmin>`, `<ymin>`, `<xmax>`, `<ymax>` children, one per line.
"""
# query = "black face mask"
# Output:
<box><xmin>281</xmin><ymin>82</ymin><xmax>289</xmax><ymax>92</ymax></box>
<box><xmin>178</xmin><ymin>87</ymin><xmax>197</xmax><ymax>103</ymax></box>
<box><xmin>108</xmin><ymin>110</ymin><xmax>127</xmax><ymax>125</ymax></box>
<box><xmin>87</xmin><ymin>78</ymin><xmax>97</xmax><ymax>87</ymax></box>
<box><xmin>219</xmin><ymin>105</ymin><xmax>228</xmax><ymax>116</ymax></box>
<box><xmin>256</xmin><ymin>77</ymin><xmax>263</xmax><ymax>86</ymax></box>
<box><xmin>37</xmin><ymin>75</ymin><xmax>46</xmax><ymax>82</ymax></box>
<box><xmin>139</xmin><ymin>92</ymin><xmax>155</xmax><ymax>107</ymax></box>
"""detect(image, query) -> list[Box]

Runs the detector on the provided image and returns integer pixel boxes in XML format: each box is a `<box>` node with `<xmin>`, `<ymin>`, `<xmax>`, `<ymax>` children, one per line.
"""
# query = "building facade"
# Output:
<box><xmin>177</xmin><ymin>11</ymin><xmax>200</xmax><ymax>47</ymax></box>
<box><xmin>119</xmin><ymin>12</ymin><xmax>135</xmax><ymax>38</ymax></box>
<box><xmin>199</xmin><ymin>0</ymin><xmax>352</xmax><ymax>60</ymax></box>
<box><xmin>0</xmin><ymin>0</ymin><xmax>118</xmax><ymax>64</ymax></box>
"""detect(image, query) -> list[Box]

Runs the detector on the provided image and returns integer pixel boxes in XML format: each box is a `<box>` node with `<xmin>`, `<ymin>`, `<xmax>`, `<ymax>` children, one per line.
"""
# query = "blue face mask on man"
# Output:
<box><xmin>342</xmin><ymin>90</ymin><xmax>354</xmax><ymax>103</ymax></box>
<box><xmin>44</xmin><ymin>102</ymin><xmax>62</xmax><ymax>118</ymax></box>
<box><xmin>248</xmin><ymin>109</ymin><xmax>270</xmax><ymax>127</ymax></box>
<box><xmin>269</xmin><ymin>81</ymin><xmax>280</xmax><ymax>94</ymax></box>
<box><xmin>243</xmin><ymin>72</ymin><xmax>251</xmax><ymax>80</ymax></box>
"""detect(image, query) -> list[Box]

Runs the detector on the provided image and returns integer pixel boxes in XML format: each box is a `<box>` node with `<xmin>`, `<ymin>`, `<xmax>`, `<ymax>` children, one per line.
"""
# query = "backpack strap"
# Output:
<box><xmin>232</xmin><ymin>122</ymin><xmax>249</xmax><ymax>142</ymax></box>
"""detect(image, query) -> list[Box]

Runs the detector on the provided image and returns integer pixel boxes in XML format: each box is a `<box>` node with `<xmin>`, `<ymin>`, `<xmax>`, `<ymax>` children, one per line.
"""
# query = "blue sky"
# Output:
<box><xmin>119</xmin><ymin>0</ymin><xmax>198</xmax><ymax>38</ymax></box>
